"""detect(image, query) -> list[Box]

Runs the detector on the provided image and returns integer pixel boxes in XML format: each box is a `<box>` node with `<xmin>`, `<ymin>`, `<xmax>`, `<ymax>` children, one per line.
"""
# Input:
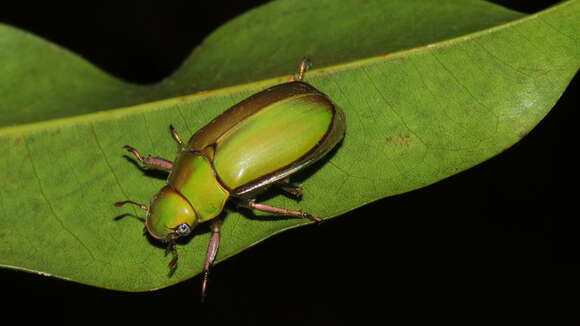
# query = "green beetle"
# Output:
<box><xmin>115</xmin><ymin>58</ymin><xmax>346</xmax><ymax>298</ymax></box>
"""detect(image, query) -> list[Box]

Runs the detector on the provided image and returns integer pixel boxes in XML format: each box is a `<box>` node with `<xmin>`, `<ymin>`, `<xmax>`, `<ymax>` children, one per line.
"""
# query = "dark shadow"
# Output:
<box><xmin>113</xmin><ymin>213</ymin><xmax>145</xmax><ymax>223</ymax></box>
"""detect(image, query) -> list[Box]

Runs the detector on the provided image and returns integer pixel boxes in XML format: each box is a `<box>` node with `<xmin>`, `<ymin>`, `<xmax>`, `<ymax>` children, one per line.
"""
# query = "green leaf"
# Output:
<box><xmin>0</xmin><ymin>0</ymin><xmax>578</xmax><ymax>292</ymax></box>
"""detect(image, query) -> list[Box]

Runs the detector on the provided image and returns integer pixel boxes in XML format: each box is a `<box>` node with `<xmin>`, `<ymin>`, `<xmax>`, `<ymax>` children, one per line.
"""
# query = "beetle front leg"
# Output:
<box><xmin>123</xmin><ymin>145</ymin><xmax>174</xmax><ymax>172</ymax></box>
<box><xmin>237</xmin><ymin>198</ymin><xmax>322</xmax><ymax>223</ymax></box>
<box><xmin>201</xmin><ymin>219</ymin><xmax>221</xmax><ymax>302</ymax></box>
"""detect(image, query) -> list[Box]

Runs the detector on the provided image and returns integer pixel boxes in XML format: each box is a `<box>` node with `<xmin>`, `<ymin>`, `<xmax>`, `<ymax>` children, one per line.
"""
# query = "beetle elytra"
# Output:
<box><xmin>115</xmin><ymin>58</ymin><xmax>346</xmax><ymax>299</ymax></box>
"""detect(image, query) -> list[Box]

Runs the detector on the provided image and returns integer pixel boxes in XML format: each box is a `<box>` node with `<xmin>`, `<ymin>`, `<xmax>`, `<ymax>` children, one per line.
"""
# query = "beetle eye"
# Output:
<box><xmin>175</xmin><ymin>223</ymin><xmax>191</xmax><ymax>237</ymax></box>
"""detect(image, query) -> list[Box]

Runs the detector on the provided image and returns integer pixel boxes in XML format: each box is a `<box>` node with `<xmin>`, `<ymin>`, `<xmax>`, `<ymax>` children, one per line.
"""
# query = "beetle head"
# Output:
<box><xmin>145</xmin><ymin>185</ymin><xmax>198</xmax><ymax>242</ymax></box>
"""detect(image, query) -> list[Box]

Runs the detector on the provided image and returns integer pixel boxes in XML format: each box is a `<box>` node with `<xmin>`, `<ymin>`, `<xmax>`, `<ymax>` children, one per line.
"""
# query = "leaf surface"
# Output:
<box><xmin>0</xmin><ymin>0</ymin><xmax>578</xmax><ymax>291</ymax></box>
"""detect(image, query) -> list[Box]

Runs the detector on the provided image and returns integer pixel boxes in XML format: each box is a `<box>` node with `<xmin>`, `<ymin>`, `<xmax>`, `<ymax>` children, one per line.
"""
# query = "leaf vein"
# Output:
<box><xmin>175</xmin><ymin>105</ymin><xmax>192</xmax><ymax>134</ymax></box>
<box><xmin>90</xmin><ymin>123</ymin><xmax>135</xmax><ymax>215</ymax></box>
<box><xmin>361</xmin><ymin>66</ymin><xmax>428</xmax><ymax>148</ymax></box>
<box><xmin>537</xmin><ymin>15</ymin><xmax>577</xmax><ymax>43</ymax></box>
<box><xmin>430</xmin><ymin>51</ymin><xmax>500</xmax><ymax>137</ymax></box>
<box><xmin>22</xmin><ymin>136</ymin><xmax>96</xmax><ymax>261</ymax></box>
<box><xmin>473</xmin><ymin>40</ymin><xmax>531</xmax><ymax>77</ymax></box>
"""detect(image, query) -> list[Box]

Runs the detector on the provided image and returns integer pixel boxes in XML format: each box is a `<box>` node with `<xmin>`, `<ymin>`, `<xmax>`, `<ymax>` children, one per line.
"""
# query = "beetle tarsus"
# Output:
<box><xmin>114</xmin><ymin>200</ymin><xmax>148</xmax><ymax>211</ymax></box>
<box><xmin>201</xmin><ymin>271</ymin><xmax>209</xmax><ymax>303</ymax></box>
<box><xmin>241</xmin><ymin>200</ymin><xmax>322</xmax><ymax>223</ymax></box>
<box><xmin>289</xmin><ymin>187</ymin><xmax>304</xmax><ymax>199</ymax></box>
<box><xmin>168</xmin><ymin>257</ymin><xmax>178</xmax><ymax>275</ymax></box>
<box><xmin>301</xmin><ymin>211</ymin><xmax>323</xmax><ymax>224</ymax></box>
<box><xmin>123</xmin><ymin>145</ymin><xmax>174</xmax><ymax>171</ymax></box>
<box><xmin>293</xmin><ymin>57</ymin><xmax>312</xmax><ymax>82</ymax></box>
<box><xmin>123</xmin><ymin>145</ymin><xmax>143</xmax><ymax>161</ymax></box>
<box><xmin>200</xmin><ymin>219</ymin><xmax>221</xmax><ymax>302</ymax></box>
<box><xmin>170</xmin><ymin>125</ymin><xmax>184</xmax><ymax>150</ymax></box>
<box><xmin>277</xmin><ymin>181</ymin><xmax>304</xmax><ymax>200</ymax></box>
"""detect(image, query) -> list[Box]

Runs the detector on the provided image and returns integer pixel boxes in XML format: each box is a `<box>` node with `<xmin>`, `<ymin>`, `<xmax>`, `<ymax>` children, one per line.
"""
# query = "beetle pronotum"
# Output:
<box><xmin>115</xmin><ymin>58</ymin><xmax>346</xmax><ymax>299</ymax></box>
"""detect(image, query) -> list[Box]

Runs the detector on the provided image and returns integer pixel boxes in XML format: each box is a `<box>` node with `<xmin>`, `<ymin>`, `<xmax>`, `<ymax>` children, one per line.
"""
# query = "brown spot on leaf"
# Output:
<box><xmin>13</xmin><ymin>136</ymin><xmax>22</xmax><ymax>146</ymax></box>
<box><xmin>385</xmin><ymin>133</ymin><xmax>412</xmax><ymax>146</ymax></box>
<box><xmin>519</xmin><ymin>131</ymin><xmax>529</xmax><ymax>139</ymax></box>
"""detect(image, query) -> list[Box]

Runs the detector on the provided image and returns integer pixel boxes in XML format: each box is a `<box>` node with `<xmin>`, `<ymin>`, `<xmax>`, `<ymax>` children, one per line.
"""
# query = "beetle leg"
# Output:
<box><xmin>114</xmin><ymin>200</ymin><xmax>148</xmax><ymax>211</ymax></box>
<box><xmin>292</xmin><ymin>57</ymin><xmax>312</xmax><ymax>82</ymax></box>
<box><xmin>276</xmin><ymin>179</ymin><xmax>304</xmax><ymax>199</ymax></box>
<box><xmin>238</xmin><ymin>198</ymin><xmax>322</xmax><ymax>223</ymax></box>
<box><xmin>166</xmin><ymin>238</ymin><xmax>179</xmax><ymax>275</ymax></box>
<box><xmin>123</xmin><ymin>145</ymin><xmax>174</xmax><ymax>171</ymax></box>
<box><xmin>169</xmin><ymin>124</ymin><xmax>184</xmax><ymax>150</ymax></box>
<box><xmin>201</xmin><ymin>219</ymin><xmax>221</xmax><ymax>302</ymax></box>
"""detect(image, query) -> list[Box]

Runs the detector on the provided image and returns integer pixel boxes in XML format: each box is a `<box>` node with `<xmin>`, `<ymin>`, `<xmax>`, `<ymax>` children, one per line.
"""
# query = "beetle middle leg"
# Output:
<box><xmin>123</xmin><ymin>145</ymin><xmax>174</xmax><ymax>172</ymax></box>
<box><xmin>292</xmin><ymin>57</ymin><xmax>312</xmax><ymax>82</ymax></box>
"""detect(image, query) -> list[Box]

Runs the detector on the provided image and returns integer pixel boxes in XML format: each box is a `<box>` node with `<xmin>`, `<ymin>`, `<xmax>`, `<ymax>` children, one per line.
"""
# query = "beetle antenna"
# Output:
<box><xmin>114</xmin><ymin>200</ymin><xmax>148</xmax><ymax>211</ymax></box>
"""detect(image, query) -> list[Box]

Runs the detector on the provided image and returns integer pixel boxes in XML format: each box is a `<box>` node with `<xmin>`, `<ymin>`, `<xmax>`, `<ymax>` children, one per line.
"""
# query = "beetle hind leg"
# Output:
<box><xmin>123</xmin><ymin>145</ymin><xmax>174</xmax><ymax>172</ymax></box>
<box><xmin>237</xmin><ymin>198</ymin><xmax>322</xmax><ymax>223</ymax></box>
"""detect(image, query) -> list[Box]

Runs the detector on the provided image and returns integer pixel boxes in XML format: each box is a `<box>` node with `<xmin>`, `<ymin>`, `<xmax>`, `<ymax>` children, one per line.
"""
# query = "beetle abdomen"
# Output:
<box><xmin>187</xmin><ymin>81</ymin><xmax>345</xmax><ymax>196</ymax></box>
<box><xmin>213</xmin><ymin>93</ymin><xmax>333</xmax><ymax>189</ymax></box>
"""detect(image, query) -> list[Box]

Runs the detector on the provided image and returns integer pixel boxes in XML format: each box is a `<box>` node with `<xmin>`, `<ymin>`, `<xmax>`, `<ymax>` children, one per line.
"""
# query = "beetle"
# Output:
<box><xmin>115</xmin><ymin>58</ymin><xmax>346</xmax><ymax>299</ymax></box>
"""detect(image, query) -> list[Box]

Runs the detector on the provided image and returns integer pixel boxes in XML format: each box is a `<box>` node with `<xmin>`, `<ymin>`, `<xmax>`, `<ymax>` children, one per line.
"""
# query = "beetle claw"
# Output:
<box><xmin>287</xmin><ymin>187</ymin><xmax>304</xmax><ymax>200</ymax></box>
<box><xmin>301</xmin><ymin>211</ymin><xmax>323</xmax><ymax>224</ymax></box>
<box><xmin>293</xmin><ymin>57</ymin><xmax>312</xmax><ymax>81</ymax></box>
<box><xmin>201</xmin><ymin>271</ymin><xmax>210</xmax><ymax>303</ymax></box>
<box><xmin>114</xmin><ymin>200</ymin><xmax>148</xmax><ymax>211</ymax></box>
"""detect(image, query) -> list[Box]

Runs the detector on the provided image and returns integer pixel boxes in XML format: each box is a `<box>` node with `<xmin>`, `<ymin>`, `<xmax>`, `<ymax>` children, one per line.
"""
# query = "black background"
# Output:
<box><xmin>1</xmin><ymin>0</ymin><xmax>578</xmax><ymax>324</ymax></box>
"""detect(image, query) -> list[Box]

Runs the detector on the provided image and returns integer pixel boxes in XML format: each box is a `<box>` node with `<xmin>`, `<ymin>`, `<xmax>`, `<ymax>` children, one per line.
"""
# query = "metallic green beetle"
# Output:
<box><xmin>115</xmin><ymin>58</ymin><xmax>346</xmax><ymax>298</ymax></box>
